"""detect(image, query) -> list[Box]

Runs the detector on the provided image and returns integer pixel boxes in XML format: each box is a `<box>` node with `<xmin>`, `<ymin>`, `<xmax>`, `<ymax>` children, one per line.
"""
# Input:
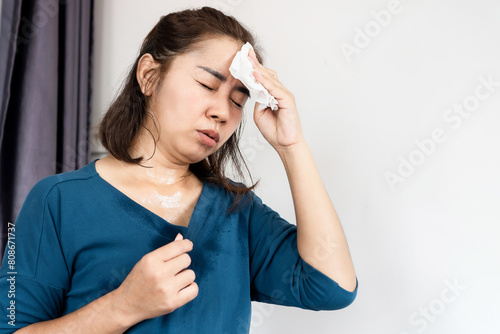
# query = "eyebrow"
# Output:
<box><xmin>197</xmin><ymin>65</ymin><xmax>250</xmax><ymax>98</ymax></box>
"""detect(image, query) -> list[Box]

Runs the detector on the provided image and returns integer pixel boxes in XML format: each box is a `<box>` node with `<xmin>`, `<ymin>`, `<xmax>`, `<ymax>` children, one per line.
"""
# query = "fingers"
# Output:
<box><xmin>247</xmin><ymin>50</ymin><xmax>279</xmax><ymax>80</ymax></box>
<box><xmin>247</xmin><ymin>55</ymin><xmax>290</xmax><ymax>102</ymax></box>
<box><xmin>148</xmin><ymin>236</ymin><xmax>193</xmax><ymax>262</ymax></box>
<box><xmin>177</xmin><ymin>281</ymin><xmax>199</xmax><ymax>304</ymax></box>
<box><xmin>167</xmin><ymin>252</ymin><xmax>192</xmax><ymax>275</ymax></box>
<box><xmin>248</xmin><ymin>47</ymin><xmax>259</xmax><ymax>64</ymax></box>
<box><xmin>174</xmin><ymin>268</ymin><xmax>198</xmax><ymax>307</ymax></box>
<box><xmin>252</xmin><ymin>70</ymin><xmax>290</xmax><ymax>108</ymax></box>
<box><xmin>266</xmin><ymin>68</ymin><xmax>279</xmax><ymax>79</ymax></box>
<box><xmin>175</xmin><ymin>268</ymin><xmax>196</xmax><ymax>287</ymax></box>
<box><xmin>253</xmin><ymin>70</ymin><xmax>285</xmax><ymax>93</ymax></box>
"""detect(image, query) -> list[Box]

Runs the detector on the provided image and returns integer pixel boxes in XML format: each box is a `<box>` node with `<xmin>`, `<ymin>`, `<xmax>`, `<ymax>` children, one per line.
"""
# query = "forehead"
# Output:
<box><xmin>180</xmin><ymin>36</ymin><xmax>244</xmax><ymax>69</ymax></box>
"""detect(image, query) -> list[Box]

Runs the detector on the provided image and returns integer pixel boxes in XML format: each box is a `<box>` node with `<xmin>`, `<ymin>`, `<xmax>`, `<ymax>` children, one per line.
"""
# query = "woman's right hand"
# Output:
<box><xmin>112</xmin><ymin>233</ymin><xmax>198</xmax><ymax>325</ymax></box>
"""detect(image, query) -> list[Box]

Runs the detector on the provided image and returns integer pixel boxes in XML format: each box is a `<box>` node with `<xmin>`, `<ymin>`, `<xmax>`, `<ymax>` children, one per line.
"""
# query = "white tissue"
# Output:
<box><xmin>229</xmin><ymin>42</ymin><xmax>279</xmax><ymax>111</ymax></box>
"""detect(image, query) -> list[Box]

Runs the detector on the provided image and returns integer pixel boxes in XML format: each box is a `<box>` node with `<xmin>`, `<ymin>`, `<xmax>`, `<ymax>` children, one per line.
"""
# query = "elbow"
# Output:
<box><xmin>317</xmin><ymin>277</ymin><xmax>358</xmax><ymax>311</ymax></box>
<box><xmin>338</xmin><ymin>275</ymin><xmax>358</xmax><ymax>293</ymax></box>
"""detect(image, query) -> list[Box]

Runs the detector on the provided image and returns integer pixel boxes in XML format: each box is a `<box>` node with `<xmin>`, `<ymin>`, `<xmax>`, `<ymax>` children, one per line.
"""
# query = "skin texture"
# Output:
<box><xmin>16</xmin><ymin>36</ymin><xmax>356</xmax><ymax>333</ymax></box>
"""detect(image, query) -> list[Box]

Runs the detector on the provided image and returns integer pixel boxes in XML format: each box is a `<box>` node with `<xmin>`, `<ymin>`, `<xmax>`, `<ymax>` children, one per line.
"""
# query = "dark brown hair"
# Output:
<box><xmin>98</xmin><ymin>6</ymin><xmax>263</xmax><ymax>210</ymax></box>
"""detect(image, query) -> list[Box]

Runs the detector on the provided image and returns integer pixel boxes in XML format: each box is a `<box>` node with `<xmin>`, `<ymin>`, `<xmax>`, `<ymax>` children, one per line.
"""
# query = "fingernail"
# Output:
<box><xmin>175</xmin><ymin>233</ymin><xmax>183</xmax><ymax>240</ymax></box>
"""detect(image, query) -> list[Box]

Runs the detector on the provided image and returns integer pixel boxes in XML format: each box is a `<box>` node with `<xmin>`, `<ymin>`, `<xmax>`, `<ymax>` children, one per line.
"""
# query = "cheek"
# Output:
<box><xmin>216</xmin><ymin>113</ymin><xmax>242</xmax><ymax>148</ymax></box>
<box><xmin>229</xmin><ymin>111</ymin><xmax>243</xmax><ymax>133</ymax></box>
<box><xmin>157</xmin><ymin>85</ymin><xmax>205</xmax><ymax>123</ymax></box>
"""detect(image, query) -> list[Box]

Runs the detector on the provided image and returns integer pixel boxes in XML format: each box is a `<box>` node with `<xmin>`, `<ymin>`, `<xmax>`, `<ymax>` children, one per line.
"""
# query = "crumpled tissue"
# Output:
<box><xmin>229</xmin><ymin>42</ymin><xmax>279</xmax><ymax>111</ymax></box>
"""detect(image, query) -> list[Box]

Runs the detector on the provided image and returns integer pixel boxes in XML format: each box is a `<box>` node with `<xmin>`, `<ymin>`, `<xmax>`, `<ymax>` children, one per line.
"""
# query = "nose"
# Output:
<box><xmin>206</xmin><ymin>98</ymin><xmax>231</xmax><ymax>124</ymax></box>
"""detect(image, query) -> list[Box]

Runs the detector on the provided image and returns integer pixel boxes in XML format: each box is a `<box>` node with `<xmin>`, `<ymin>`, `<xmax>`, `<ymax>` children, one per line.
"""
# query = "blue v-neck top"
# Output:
<box><xmin>0</xmin><ymin>160</ymin><xmax>357</xmax><ymax>333</ymax></box>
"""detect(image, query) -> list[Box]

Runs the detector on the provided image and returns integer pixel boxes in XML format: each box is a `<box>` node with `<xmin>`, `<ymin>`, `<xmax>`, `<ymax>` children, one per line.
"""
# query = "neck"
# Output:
<box><xmin>124</xmin><ymin>127</ymin><xmax>194</xmax><ymax>187</ymax></box>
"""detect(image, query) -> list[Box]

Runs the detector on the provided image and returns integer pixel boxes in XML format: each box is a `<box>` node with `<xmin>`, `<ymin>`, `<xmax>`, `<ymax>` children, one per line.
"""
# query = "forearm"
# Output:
<box><xmin>15</xmin><ymin>289</ymin><xmax>134</xmax><ymax>334</ymax></box>
<box><xmin>277</xmin><ymin>141</ymin><xmax>357</xmax><ymax>292</ymax></box>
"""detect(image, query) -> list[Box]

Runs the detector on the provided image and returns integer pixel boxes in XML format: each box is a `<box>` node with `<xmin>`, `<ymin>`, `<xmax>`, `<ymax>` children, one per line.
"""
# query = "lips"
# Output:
<box><xmin>197</xmin><ymin>129</ymin><xmax>220</xmax><ymax>148</ymax></box>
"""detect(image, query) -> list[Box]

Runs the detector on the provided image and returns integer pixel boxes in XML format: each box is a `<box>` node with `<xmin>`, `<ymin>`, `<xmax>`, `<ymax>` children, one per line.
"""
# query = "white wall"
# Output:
<box><xmin>91</xmin><ymin>0</ymin><xmax>500</xmax><ymax>333</ymax></box>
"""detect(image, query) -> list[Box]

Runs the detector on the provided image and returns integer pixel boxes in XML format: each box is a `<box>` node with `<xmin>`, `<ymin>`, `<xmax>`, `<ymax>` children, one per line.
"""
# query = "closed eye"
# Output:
<box><xmin>198</xmin><ymin>81</ymin><xmax>243</xmax><ymax>109</ymax></box>
<box><xmin>231</xmin><ymin>99</ymin><xmax>243</xmax><ymax>109</ymax></box>
<box><xmin>198</xmin><ymin>81</ymin><xmax>216</xmax><ymax>92</ymax></box>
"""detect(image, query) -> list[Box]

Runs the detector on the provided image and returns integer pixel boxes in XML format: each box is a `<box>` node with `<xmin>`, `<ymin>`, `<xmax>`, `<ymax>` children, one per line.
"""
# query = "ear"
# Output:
<box><xmin>136</xmin><ymin>53</ymin><xmax>158</xmax><ymax>96</ymax></box>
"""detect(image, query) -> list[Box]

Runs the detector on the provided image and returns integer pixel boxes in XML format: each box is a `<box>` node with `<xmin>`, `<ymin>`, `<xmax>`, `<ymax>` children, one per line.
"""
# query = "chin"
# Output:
<box><xmin>177</xmin><ymin>138</ymin><xmax>227</xmax><ymax>164</ymax></box>
<box><xmin>185</xmin><ymin>148</ymin><xmax>219</xmax><ymax>165</ymax></box>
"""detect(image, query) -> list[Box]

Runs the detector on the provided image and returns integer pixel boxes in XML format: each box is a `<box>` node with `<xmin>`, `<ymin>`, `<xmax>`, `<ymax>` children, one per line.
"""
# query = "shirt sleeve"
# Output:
<box><xmin>248</xmin><ymin>193</ymin><xmax>358</xmax><ymax>311</ymax></box>
<box><xmin>0</xmin><ymin>177</ymin><xmax>69</xmax><ymax>332</ymax></box>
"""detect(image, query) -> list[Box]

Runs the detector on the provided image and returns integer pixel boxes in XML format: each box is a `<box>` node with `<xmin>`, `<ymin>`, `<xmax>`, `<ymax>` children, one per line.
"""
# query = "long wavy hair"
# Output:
<box><xmin>98</xmin><ymin>7</ymin><xmax>264</xmax><ymax>210</ymax></box>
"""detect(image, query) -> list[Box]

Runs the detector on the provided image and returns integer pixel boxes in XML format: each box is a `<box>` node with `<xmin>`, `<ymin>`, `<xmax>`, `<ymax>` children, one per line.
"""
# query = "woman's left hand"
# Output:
<box><xmin>249</xmin><ymin>49</ymin><xmax>357</xmax><ymax>293</ymax></box>
<box><xmin>248</xmin><ymin>48</ymin><xmax>305</xmax><ymax>152</ymax></box>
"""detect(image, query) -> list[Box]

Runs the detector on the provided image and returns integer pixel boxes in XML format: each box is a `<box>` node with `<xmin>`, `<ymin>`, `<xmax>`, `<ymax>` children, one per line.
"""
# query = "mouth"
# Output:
<box><xmin>197</xmin><ymin>129</ymin><xmax>220</xmax><ymax>148</ymax></box>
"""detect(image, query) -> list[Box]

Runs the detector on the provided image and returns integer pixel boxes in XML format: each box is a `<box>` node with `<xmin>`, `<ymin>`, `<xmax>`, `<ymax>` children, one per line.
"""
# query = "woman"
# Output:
<box><xmin>0</xmin><ymin>6</ymin><xmax>357</xmax><ymax>334</ymax></box>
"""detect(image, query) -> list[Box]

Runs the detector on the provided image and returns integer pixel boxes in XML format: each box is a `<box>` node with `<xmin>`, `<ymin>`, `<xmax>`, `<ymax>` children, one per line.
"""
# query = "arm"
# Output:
<box><xmin>15</xmin><ymin>290</ymin><xmax>131</xmax><ymax>334</ymax></box>
<box><xmin>248</xmin><ymin>50</ymin><xmax>357</xmax><ymax>292</ymax></box>
<box><xmin>0</xmin><ymin>171</ymin><xmax>199</xmax><ymax>332</ymax></box>
<box><xmin>5</xmin><ymin>234</ymin><xmax>196</xmax><ymax>333</ymax></box>
<box><xmin>277</xmin><ymin>142</ymin><xmax>357</xmax><ymax>292</ymax></box>
<box><xmin>248</xmin><ymin>193</ymin><xmax>357</xmax><ymax>310</ymax></box>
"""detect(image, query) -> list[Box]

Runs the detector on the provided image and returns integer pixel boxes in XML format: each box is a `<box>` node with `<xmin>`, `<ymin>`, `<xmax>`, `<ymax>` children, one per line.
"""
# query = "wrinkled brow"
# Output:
<box><xmin>197</xmin><ymin>66</ymin><xmax>250</xmax><ymax>98</ymax></box>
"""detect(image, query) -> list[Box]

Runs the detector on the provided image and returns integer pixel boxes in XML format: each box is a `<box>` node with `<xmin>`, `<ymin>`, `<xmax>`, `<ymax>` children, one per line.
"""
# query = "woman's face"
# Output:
<box><xmin>145</xmin><ymin>36</ymin><xmax>250</xmax><ymax>164</ymax></box>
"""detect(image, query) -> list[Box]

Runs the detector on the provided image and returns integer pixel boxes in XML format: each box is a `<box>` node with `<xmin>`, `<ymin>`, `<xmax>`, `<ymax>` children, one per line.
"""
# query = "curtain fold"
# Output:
<box><xmin>0</xmin><ymin>0</ymin><xmax>94</xmax><ymax>255</ymax></box>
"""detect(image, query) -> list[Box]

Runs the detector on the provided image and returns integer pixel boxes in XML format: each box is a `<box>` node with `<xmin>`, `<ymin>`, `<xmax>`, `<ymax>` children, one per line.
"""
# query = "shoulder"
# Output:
<box><xmin>204</xmin><ymin>178</ymin><xmax>270</xmax><ymax>217</ymax></box>
<box><xmin>25</xmin><ymin>160</ymin><xmax>98</xmax><ymax>205</ymax></box>
<box><xmin>15</xmin><ymin>160</ymin><xmax>99</xmax><ymax>231</ymax></box>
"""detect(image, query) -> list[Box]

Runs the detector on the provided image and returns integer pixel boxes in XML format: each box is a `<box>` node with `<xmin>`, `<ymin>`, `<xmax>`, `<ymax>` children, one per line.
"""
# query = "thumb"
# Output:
<box><xmin>175</xmin><ymin>233</ymin><xmax>183</xmax><ymax>241</ymax></box>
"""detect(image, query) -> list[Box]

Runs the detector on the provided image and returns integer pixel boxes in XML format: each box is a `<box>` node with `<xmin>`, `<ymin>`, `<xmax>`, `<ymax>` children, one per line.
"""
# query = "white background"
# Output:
<box><xmin>91</xmin><ymin>1</ymin><xmax>500</xmax><ymax>333</ymax></box>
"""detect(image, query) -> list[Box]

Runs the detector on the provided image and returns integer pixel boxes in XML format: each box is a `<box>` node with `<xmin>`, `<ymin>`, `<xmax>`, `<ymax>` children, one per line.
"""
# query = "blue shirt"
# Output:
<box><xmin>0</xmin><ymin>159</ymin><xmax>357</xmax><ymax>333</ymax></box>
